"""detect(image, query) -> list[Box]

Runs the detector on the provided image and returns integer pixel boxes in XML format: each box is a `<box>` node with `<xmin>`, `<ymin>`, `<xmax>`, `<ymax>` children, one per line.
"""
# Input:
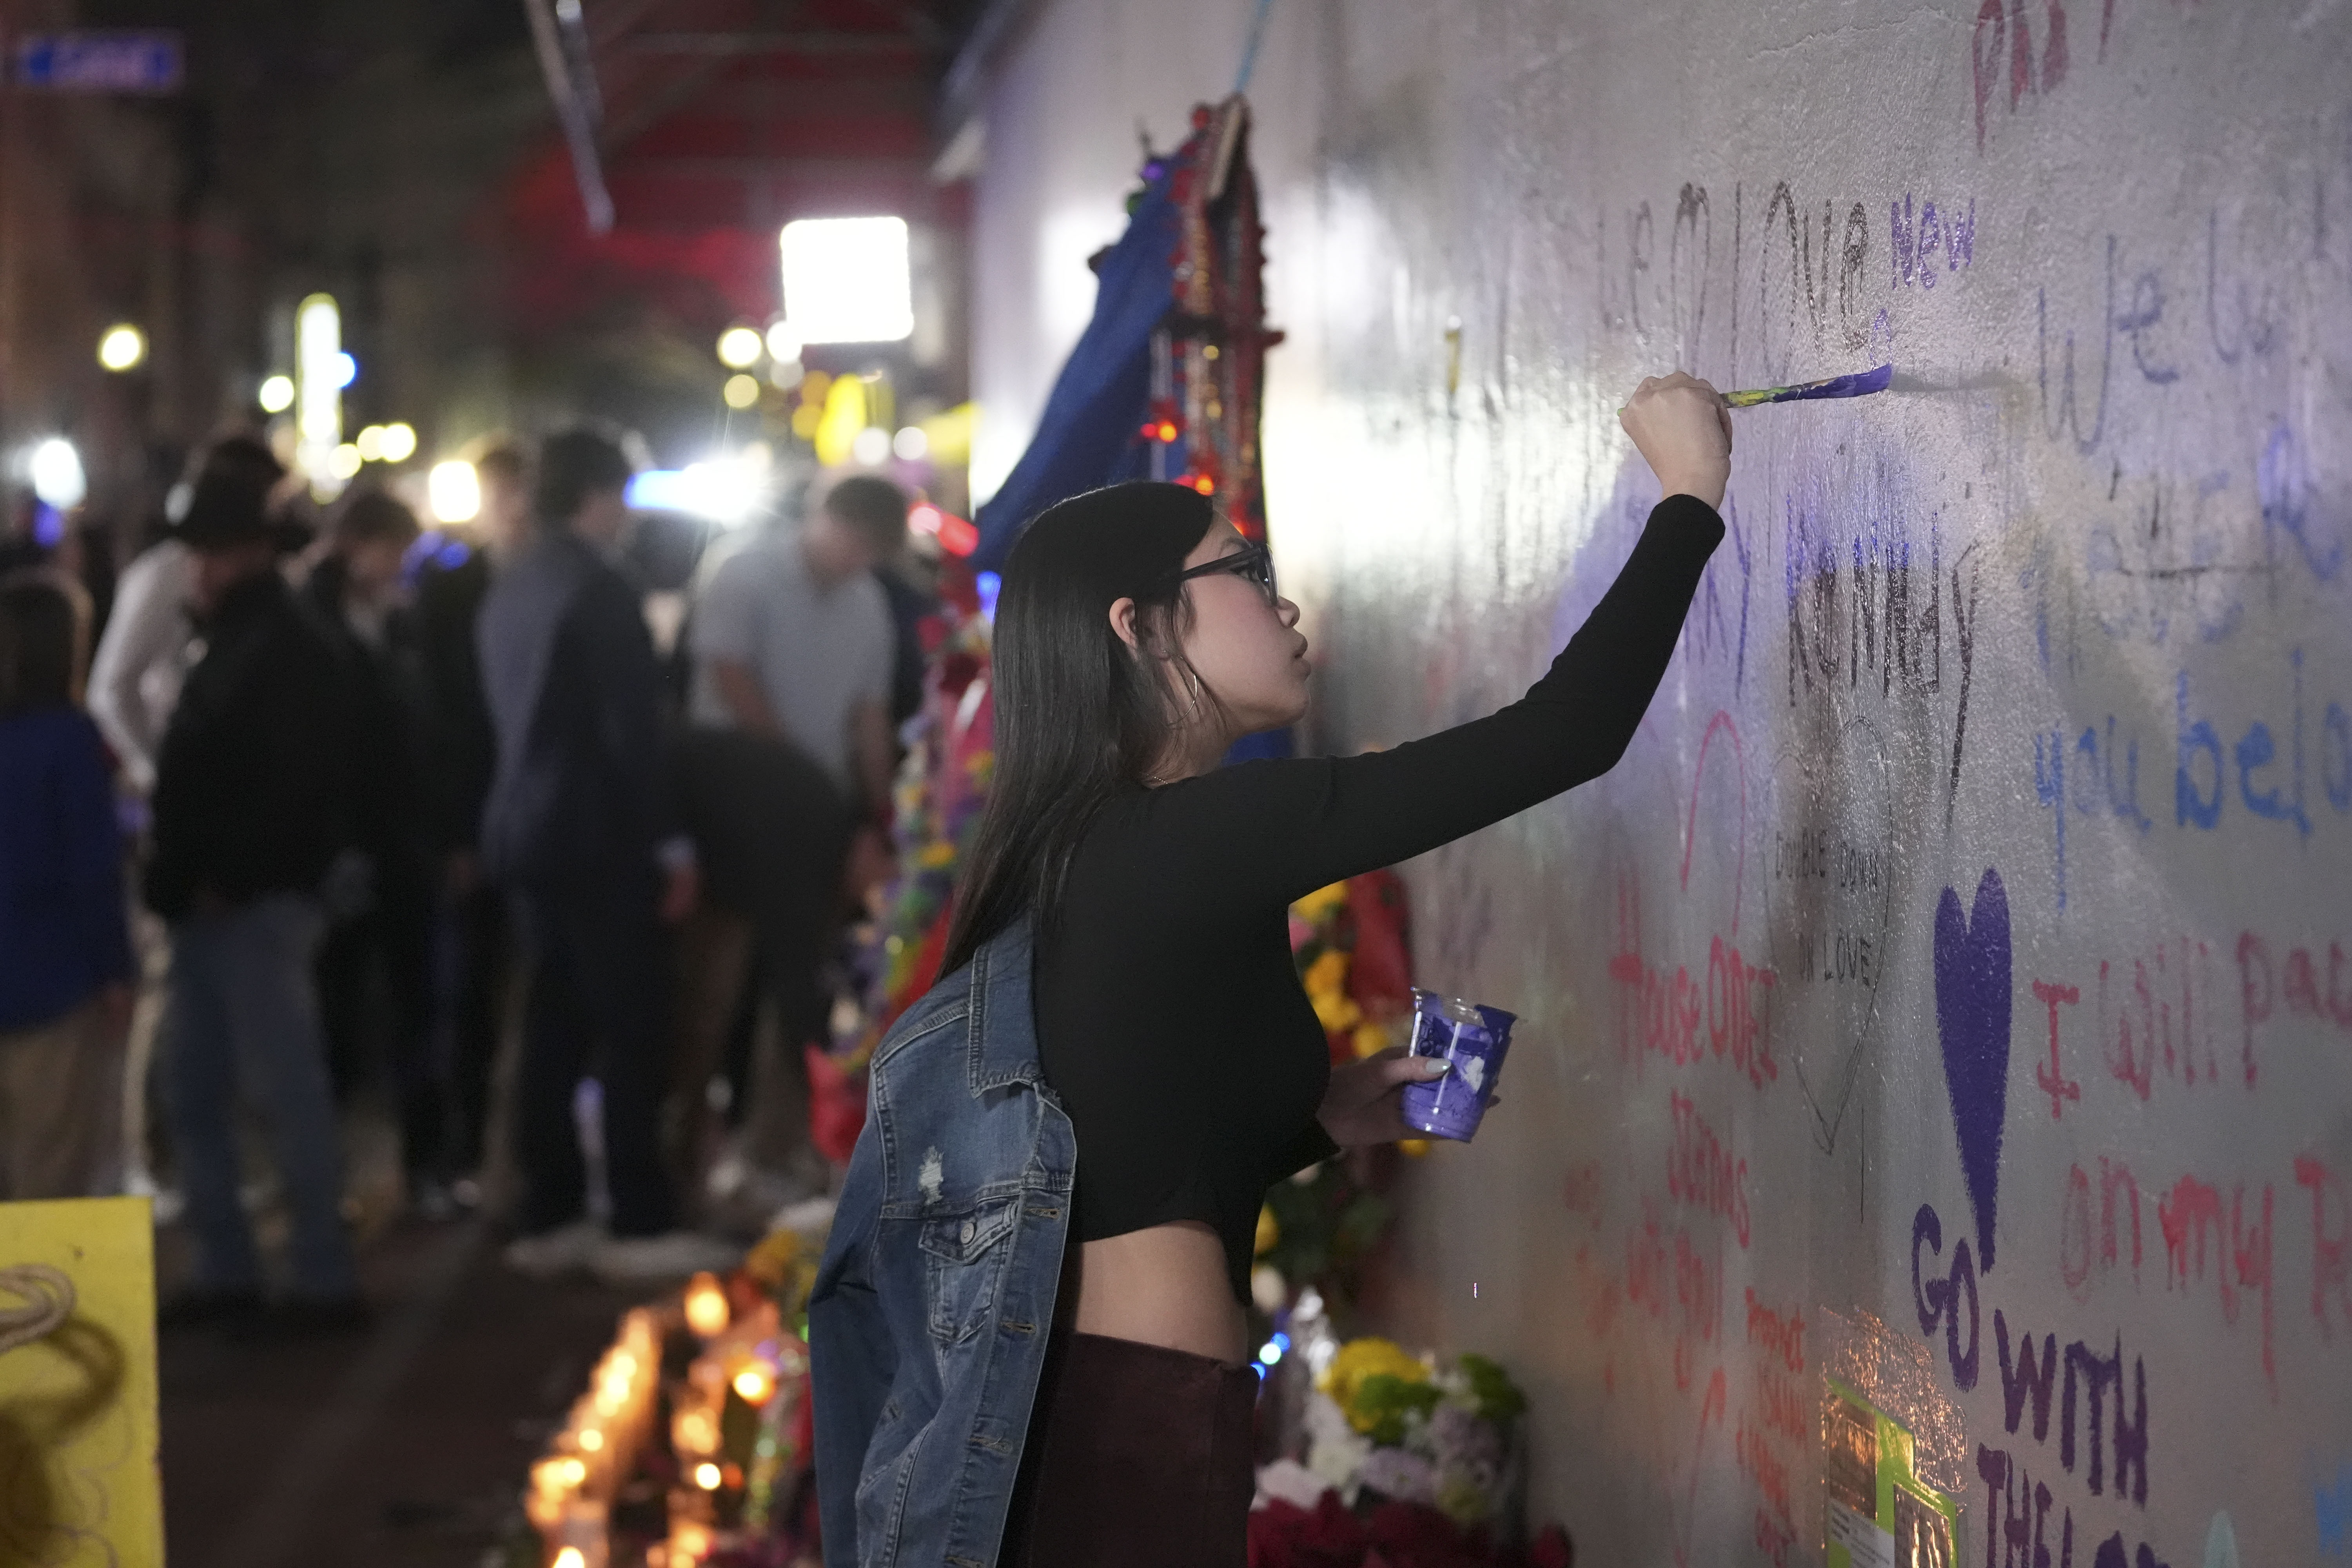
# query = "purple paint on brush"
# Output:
<box><xmin>1722</xmin><ymin>363</ymin><xmax>1895</xmax><ymax>407</ymax></box>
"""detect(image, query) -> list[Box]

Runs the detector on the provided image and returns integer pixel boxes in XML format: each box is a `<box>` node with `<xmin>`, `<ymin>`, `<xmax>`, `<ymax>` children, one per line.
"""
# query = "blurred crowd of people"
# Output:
<box><xmin>0</xmin><ymin>423</ymin><xmax>933</xmax><ymax>1336</ymax></box>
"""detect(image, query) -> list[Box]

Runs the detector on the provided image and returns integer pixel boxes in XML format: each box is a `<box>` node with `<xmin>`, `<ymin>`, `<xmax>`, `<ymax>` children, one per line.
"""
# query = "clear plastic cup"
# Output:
<box><xmin>1398</xmin><ymin>988</ymin><xmax>1516</xmax><ymax>1142</ymax></box>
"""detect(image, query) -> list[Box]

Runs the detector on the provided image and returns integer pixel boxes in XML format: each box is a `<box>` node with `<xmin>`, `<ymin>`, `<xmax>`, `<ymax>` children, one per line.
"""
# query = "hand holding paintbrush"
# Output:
<box><xmin>1619</xmin><ymin>371</ymin><xmax>1734</xmax><ymax>510</ymax></box>
<box><xmin>1619</xmin><ymin>363</ymin><xmax>1897</xmax><ymax>510</ymax></box>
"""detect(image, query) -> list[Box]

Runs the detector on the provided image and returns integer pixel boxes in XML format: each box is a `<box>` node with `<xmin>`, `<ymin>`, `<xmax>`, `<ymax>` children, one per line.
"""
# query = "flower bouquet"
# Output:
<box><xmin>816</xmin><ymin>560</ymin><xmax>994</xmax><ymax>1162</ymax></box>
<box><xmin>1250</xmin><ymin>1337</ymin><xmax>1569</xmax><ymax>1568</ymax></box>
<box><xmin>1249</xmin><ymin>874</ymin><xmax>1420</xmax><ymax>1327</ymax></box>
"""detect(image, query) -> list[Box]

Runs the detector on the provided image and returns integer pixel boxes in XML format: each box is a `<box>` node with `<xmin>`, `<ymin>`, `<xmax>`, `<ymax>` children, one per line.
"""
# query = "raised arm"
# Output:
<box><xmin>1149</xmin><ymin>490</ymin><xmax>1724</xmax><ymax>909</ymax></box>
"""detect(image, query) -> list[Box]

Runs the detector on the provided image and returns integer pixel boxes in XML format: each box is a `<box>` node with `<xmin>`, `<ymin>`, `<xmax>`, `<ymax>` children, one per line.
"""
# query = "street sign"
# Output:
<box><xmin>14</xmin><ymin>31</ymin><xmax>183</xmax><ymax>94</ymax></box>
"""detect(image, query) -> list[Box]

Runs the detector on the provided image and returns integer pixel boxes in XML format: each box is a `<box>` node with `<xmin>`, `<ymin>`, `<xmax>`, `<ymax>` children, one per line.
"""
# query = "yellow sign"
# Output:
<box><xmin>0</xmin><ymin>1197</ymin><xmax>163</xmax><ymax>1568</ymax></box>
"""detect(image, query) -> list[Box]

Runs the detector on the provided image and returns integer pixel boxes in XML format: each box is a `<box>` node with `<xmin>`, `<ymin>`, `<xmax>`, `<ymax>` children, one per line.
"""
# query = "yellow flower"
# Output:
<box><xmin>1316</xmin><ymin>1336</ymin><xmax>1430</xmax><ymax>1432</ymax></box>
<box><xmin>1436</xmin><ymin>1471</ymin><xmax>1492</xmax><ymax>1526</ymax></box>
<box><xmin>1351</xmin><ymin>1020</ymin><xmax>1392</xmax><ymax>1059</ymax></box>
<box><xmin>1313</xmin><ymin>991</ymin><xmax>1361</xmax><ymax>1035</ymax></box>
<box><xmin>1302</xmin><ymin>948</ymin><xmax>1349</xmax><ymax>997</ymax></box>
<box><xmin>1303</xmin><ymin>950</ymin><xmax>1359</xmax><ymax>1033</ymax></box>
<box><xmin>744</xmin><ymin>1228</ymin><xmax>801</xmax><ymax>1290</ymax></box>
<box><xmin>1291</xmin><ymin>882</ymin><xmax>1349</xmax><ymax>924</ymax></box>
<box><xmin>1255</xmin><ymin>1205</ymin><xmax>1279</xmax><ymax>1256</ymax></box>
<box><xmin>918</xmin><ymin>841</ymin><xmax>956</xmax><ymax>868</ymax></box>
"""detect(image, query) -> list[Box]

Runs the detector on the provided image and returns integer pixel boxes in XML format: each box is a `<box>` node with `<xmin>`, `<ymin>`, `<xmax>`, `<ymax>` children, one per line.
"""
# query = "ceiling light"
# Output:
<box><xmin>778</xmin><ymin>217</ymin><xmax>914</xmax><ymax>345</ymax></box>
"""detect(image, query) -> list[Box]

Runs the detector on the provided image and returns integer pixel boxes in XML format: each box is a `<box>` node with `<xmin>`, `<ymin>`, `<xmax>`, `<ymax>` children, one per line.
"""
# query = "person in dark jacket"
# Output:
<box><xmin>411</xmin><ymin>441</ymin><xmax>528</xmax><ymax>1188</ymax></box>
<box><xmin>147</xmin><ymin>436</ymin><xmax>366</xmax><ymax>1330</ymax></box>
<box><xmin>477</xmin><ymin>427</ymin><xmax>730</xmax><ymax>1284</ymax></box>
<box><xmin>303</xmin><ymin>487</ymin><xmax>442</xmax><ymax>1207</ymax></box>
<box><xmin>0</xmin><ymin>568</ymin><xmax>134</xmax><ymax>1200</ymax></box>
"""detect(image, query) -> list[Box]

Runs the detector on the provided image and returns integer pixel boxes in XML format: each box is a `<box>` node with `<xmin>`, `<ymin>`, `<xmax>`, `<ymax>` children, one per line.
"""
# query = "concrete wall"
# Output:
<box><xmin>966</xmin><ymin>4</ymin><xmax>2352</xmax><ymax>1563</ymax></box>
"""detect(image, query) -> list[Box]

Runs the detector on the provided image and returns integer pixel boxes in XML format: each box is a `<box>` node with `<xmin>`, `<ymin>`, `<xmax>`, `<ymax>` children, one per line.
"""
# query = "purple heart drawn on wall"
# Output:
<box><xmin>1933</xmin><ymin>867</ymin><xmax>2011</xmax><ymax>1274</ymax></box>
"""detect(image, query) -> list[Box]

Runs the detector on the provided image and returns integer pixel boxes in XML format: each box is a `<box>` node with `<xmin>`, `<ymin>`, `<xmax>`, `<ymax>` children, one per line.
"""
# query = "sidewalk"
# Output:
<box><xmin>160</xmin><ymin>1214</ymin><xmax>645</xmax><ymax>1568</ymax></box>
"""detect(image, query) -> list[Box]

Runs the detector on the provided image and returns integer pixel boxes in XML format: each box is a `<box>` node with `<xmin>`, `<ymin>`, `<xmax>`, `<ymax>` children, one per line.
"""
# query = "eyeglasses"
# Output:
<box><xmin>1165</xmin><ymin>541</ymin><xmax>1278</xmax><ymax>606</ymax></box>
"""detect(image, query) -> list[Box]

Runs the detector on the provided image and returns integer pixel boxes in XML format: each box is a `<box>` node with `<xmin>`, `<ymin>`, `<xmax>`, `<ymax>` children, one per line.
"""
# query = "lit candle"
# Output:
<box><xmin>684</xmin><ymin>1272</ymin><xmax>730</xmax><ymax>1338</ymax></box>
<box><xmin>673</xmin><ymin>1407</ymin><xmax>718</xmax><ymax>1455</ymax></box>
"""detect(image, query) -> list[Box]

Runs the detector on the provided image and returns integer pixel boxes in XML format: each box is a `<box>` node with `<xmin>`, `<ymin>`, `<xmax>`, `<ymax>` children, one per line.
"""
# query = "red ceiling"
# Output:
<box><xmin>499</xmin><ymin>0</ymin><xmax>964</xmax><ymax>337</ymax></box>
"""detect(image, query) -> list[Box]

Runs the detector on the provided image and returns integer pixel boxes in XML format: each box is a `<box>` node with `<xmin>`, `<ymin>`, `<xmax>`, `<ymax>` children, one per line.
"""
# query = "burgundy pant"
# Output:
<box><xmin>998</xmin><ymin>1329</ymin><xmax>1257</xmax><ymax>1566</ymax></box>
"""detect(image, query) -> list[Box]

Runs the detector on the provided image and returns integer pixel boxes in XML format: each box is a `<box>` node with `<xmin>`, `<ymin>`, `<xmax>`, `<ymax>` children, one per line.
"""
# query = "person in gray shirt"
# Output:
<box><xmin>688</xmin><ymin>476</ymin><xmax>898</xmax><ymax>811</ymax></box>
<box><xmin>675</xmin><ymin>475</ymin><xmax>908</xmax><ymax>1212</ymax></box>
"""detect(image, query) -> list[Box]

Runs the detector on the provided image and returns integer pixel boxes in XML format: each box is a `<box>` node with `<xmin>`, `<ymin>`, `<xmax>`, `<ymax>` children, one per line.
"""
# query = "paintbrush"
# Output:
<box><xmin>1721</xmin><ymin>363</ymin><xmax>1894</xmax><ymax>407</ymax></box>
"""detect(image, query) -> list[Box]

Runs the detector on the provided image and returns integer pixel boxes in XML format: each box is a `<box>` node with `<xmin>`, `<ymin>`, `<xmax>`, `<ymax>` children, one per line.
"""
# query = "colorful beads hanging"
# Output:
<box><xmin>1141</xmin><ymin>97</ymin><xmax>1285</xmax><ymax>543</ymax></box>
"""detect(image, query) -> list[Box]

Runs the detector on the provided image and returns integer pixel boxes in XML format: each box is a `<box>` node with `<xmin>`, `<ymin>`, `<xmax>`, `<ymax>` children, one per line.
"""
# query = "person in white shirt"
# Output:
<box><xmin>87</xmin><ymin>536</ymin><xmax>194</xmax><ymax>799</ymax></box>
<box><xmin>674</xmin><ymin>475</ymin><xmax>906</xmax><ymax>1211</ymax></box>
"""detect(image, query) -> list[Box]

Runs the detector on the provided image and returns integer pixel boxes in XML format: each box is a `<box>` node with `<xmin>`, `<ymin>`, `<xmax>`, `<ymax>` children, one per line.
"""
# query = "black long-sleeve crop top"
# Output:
<box><xmin>1032</xmin><ymin>494</ymin><xmax>1726</xmax><ymax>1300</ymax></box>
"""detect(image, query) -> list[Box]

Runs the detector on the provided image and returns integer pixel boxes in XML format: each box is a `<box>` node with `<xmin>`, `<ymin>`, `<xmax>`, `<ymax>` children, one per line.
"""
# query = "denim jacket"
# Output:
<box><xmin>811</xmin><ymin>916</ymin><xmax>1076</xmax><ymax>1568</ymax></box>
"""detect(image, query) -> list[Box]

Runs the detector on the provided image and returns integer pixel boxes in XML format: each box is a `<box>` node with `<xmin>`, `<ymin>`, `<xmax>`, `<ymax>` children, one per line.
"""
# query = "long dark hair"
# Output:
<box><xmin>0</xmin><ymin>569</ymin><xmax>89</xmax><ymax>715</ymax></box>
<box><xmin>941</xmin><ymin>482</ymin><xmax>1217</xmax><ymax>974</ymax></box>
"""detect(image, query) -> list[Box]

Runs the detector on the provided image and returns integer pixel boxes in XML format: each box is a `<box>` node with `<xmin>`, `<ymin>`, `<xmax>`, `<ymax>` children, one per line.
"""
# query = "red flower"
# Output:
<box><xmin>1364</xmin><ymin>1500</ymin><xmax>1485</xmax><ymax>1568</ymax></box>
<box><xmin>805</xmin><ymin>1045</ymin><xmax>868</xmax><ymax>1165</ymax></box>
<box><xmin>1248</xmin><ymin>1492</ymin><xmax>1369</xmax><ymax>1568</ymax></box>
<box><xmin>1343</xmin><ymin>871</ymin><xmax>1414</xmax><ymax>1012</ymax></box>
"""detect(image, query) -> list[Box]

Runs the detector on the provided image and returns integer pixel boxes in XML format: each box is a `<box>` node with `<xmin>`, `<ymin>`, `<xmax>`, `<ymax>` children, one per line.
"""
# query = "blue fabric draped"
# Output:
<box><xmin>972</xmin><ymin>174</ymin><xmax>1179</xmax><ymax>570</ymax></box>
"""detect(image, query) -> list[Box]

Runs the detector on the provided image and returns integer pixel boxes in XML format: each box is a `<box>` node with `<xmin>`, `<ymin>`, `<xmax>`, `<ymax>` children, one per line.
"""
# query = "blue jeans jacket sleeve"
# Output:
<box><xmin>812</xmin><ymin>1108</ymin><xmax>893</xmax><ymax>1568</ymax></box>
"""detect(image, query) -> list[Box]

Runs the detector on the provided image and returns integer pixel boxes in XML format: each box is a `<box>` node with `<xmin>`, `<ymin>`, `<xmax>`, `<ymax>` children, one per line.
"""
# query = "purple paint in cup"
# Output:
<box><xmin>1399</xmin><ymin>988</ymin><xmax>1516</xmax><ymax>1142</ymax></box>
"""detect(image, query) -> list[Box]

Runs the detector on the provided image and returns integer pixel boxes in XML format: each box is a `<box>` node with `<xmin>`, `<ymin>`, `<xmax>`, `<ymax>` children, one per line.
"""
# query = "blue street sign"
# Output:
<box><xmin>15</xmin><ymin>31</ymin><xmax>183</xmax><ymax>94</ymax></box>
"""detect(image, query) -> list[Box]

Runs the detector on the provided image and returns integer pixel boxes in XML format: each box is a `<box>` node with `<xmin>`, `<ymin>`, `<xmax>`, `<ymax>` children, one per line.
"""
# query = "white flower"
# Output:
<box><xmin>1430</xmin><ymin>1403</ymin><xmax>1503</xmax><ymax>1469</ymax></box>
<box><xmin>1358</xmin><ymin>1446</ymin><xmax>1438</xmax><ymax>1504</ymax></box>
<box><xmin>1252</xmin><ymin>1458</ymin><xmax>1330</xmax><ymax>1512</ymax></box>
<box><xmin>1250</xmin><ymin>1264</ymin><xmax>1288</xmax><ymax>1316</ymax></box>
<box><xmin>1304</xmin><ymin>1392</ymin><xmax>1371</xmax><ymax>1504</ymax></box>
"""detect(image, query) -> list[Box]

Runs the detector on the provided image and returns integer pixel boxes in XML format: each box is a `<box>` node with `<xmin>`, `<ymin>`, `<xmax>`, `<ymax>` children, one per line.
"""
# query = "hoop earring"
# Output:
<box><xmin>1182</xmin><ymin>665</ymin><xmax>1203</xmax><ymax>713</ymax></box>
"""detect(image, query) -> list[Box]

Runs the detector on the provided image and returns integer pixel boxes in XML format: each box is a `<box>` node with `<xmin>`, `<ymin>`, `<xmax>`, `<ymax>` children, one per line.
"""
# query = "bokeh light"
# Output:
<box><xmin>98</xmin><ymin>323</ymin><xmax>147</xmax><ymax>372</ymax></box>
<box><xmin>29</xmin><ymin>439</ymin><xmax>86</xmax><ymax>509</ymax></box>
<box><xmin>717</xmin><ymin>325</ymin><xmax>764</xmax><ymax>368</ymax></box>
<box><xmin>428</xmin><ymin>460</ymin><xmax>480</xmax><ymax>523</ymax></box>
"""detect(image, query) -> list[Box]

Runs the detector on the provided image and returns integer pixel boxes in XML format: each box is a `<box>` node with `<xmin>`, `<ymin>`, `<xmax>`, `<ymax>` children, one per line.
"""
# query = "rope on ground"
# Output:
<box><xmin>0</xmin><ymin>1263</ymin><xmax>76</xmax><ymax>1356</ymax></box>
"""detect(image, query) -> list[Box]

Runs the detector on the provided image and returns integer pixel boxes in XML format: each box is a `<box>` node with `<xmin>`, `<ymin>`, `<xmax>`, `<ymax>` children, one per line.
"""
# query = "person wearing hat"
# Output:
<box><xmin>147</xmin><ymin>436</ymin><xmax>368</xmax><ymax>1333</ymax></box>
